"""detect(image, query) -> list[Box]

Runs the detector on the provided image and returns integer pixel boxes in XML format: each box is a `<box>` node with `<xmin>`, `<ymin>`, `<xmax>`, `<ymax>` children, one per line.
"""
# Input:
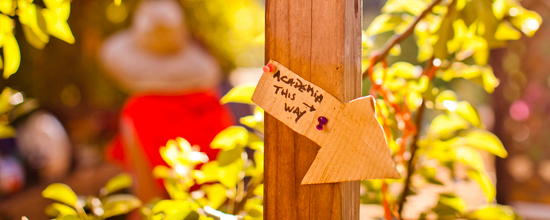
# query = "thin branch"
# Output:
<box><xmin>362</xmin><ymin>0</ymin><xmax>442</xmax><ymax>81</ymax></box>
<box><xmin>232</xmin><ymin>174</ymin><xmax>264</xmax><ymax>215</ymax></box>
<box><xmin>397</xmin><ymin>99</ymin><xmax>426</xmax><ymax>216</ymax></box>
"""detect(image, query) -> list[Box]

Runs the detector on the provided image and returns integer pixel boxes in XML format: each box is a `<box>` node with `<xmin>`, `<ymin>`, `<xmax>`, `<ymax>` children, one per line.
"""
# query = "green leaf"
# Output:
<box><xmin>466</xmin><ymin>205</ymin><xmax>518</xmax><ymax>220</ymax></box>
<box><xmin>210</xmin><ymin>126</ymin><xmax>248</xmax><ymax>150</ymax></box>
<box><xmin>42</xmin><ymin>184</ymin><xmax>78</xmax><ymax>208</ymax></box>
<box><xmin>103</xmin><ymin>173</ymin><xmax>133</xmax><ymax>195</ymax></box>
<box><xmin>45</xmin><ymin>203</ymin><xmax>77</xmax><ymax>218</ymax></box>
<box><xmin>455</xmin><ymin>101</ymin><xmax>481</xmax><ymax>127</ymax></box>
<box><xmin>495</xmin><ymin>22</ymin><xmax>521</xmax><ymax>41</ymax></box>
<box><xmin>467</xmin><ymin>169</ymin><xmax>496</xmax><ymax>203</ymax></box>
<box><xmin>466</xmin><ymin>130</ymin><xmax>507</xmax><ymax>158</ymax></box>
<box><xmin>220</xmin><ymin>84</ymin><xmax>256</xmax><ymax>104</ymax></box>
<box><xmin>366</xmin><ymin>13</ymin><xmax>404</xmax><ymax>36</ymax></box>
<box><xmin>102</xmin><ymin>194</ymin><xmax>142</xmax><ymax>218</ymax></box>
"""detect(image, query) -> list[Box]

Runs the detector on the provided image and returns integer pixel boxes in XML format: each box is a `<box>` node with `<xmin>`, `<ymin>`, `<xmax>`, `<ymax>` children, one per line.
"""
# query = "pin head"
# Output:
<box><xmin>316</xmin><ymin>116</ymin><xmax>328</xmax><ymax>130</ymax></box>
<box><xmin>318</xmin><ymin>116</ymin><xmax>328</xmax><ymax>124</ymax></box>
<box><xmin>263</xmin><ymin>63</ymin><xmax>274</xmax><ymax>73</ymax></box>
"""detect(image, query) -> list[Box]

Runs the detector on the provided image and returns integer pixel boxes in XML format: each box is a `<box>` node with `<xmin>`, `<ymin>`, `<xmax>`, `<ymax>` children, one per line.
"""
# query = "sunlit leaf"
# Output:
<box><xmin>509</xmin><ymin>9</ymin><xmax>542</xmax><ymax>37</ymax></box>
<box><xmin>382</xmin><ymin>0</ymin><xmax>426</xmax><ymax>15</ymax></box>
<box><xmin>41</xmin><ymin>1</ymin><xmax>75</xmax><ymax>44</ymax></box>
<box><xmin>455</xmin><ymin>101</ymin><xmax>481</xmax><ymax>127</ymax></box>
<box><xmin>202</xmin><ymin>183</ymin><xmax>227</xmax><ymax>209</ymax></box>
<box><xmin>366</xmin><ymin>13</ymin><xmax>404</xmax><ymax>36</ymax></box>
<box><xmin>0</xmin><ymin>0</ymin><xmax>12</xmax><ymax>15</ymax></box>
<box><xmin>103</xmin><ymin>173</ymin><xmax>133</xmax><ymax>195</ymax></box>
<box><xmin>210</xmin><ymin>126</ymin><xmax>248</xmax><ymax>150</ymax></box>
<box><xmin>2</xmin><ymin>33</ymin><xmax>20</xmax><ymax>79</ymax></box>
<box><xmin>220</xmin><ymin>84</ymin><xmax>256</xmax><ymax>104</ymax></box>
<box><xmin>453</xmin><ymin>146</ymin><xmax>485</xmax><ymax>172</ymax></box>
<box><xmin>495</xmin><ymin>22</ymin><xmax>521</xmax><ymax>41</ymax></box>
<box><xmin>438</xmin><ymin>193</ymin><xmax>466</xmax><ymax>213</ymax></box>
<box><xmin>481</xmin><ymin>67</ymin><xmax>499</xmax><ymax>93</ymax></box>
<box><xmin>465</xmin><ymin>130</ymin><xmax>507</xmax><ymax>158</ymax></box>
<box><xmin>467</xmin><ymin>169</ymin><xmax>496</xmax><ymax>203</ymax></box>
<box><xmin>465</xmin><ymin>205</ymin><xmax>518</xmax><ymax>220</ymax></box>
<box><xmin>42</xmin><ymin>183</ymin><xmax>78</xmax><ymax>208</ymax></box>
<box><xmin>429</xmin><ymin>114</ymin><xmax>468</xmax><ymax>140</ymax></box>
<box><xmin>102</xmin><ymin>194</ymin><xmax>142</xmax><ymax>218</ymax></box>
<box><xmin>45</xmin><ymin>203</ymin><xmax>77</xmax><ymax>218</ymax></box>
<box><xmin>18</xmin><ymin>2</ymin><xmax>50</xmax><ymax>49</ymax></box>
<box><xmin>152</xmin><ymin>200</ymin><xmax>193</xmax><ymax>220</ymax></box>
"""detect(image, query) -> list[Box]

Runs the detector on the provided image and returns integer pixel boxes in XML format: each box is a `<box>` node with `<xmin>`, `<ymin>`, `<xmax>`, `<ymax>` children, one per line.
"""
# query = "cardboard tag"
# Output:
<box><xmin>252</xmin><ymin>60</ymin><xmax>401</xmax><ymax>184</ymax></box>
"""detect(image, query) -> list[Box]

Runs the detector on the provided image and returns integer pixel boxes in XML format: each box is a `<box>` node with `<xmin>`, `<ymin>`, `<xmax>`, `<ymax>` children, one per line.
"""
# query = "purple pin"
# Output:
<box><xmin>316</xmin><ymin>116</ymin><xmax>328</xmax><ymax>130</ymax></box>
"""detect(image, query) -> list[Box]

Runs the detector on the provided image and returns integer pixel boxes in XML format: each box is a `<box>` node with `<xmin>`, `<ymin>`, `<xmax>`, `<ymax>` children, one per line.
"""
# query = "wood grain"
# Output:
<box><xmin>253</xmin><ymin>61</ymin><xmax>401</xmax><ymax>184</ymax></box>
<box><xmin>265</xmin><ymin>0</ymin><xmax>363</xmax><ymax>219</ymax></box>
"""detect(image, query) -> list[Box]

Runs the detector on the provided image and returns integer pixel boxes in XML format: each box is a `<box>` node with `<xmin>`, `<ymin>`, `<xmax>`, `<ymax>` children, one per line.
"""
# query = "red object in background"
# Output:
<box><xmin>105</xmin><ymin>90</ymin><xmax>233</xmax><ymax>181</ymax></box>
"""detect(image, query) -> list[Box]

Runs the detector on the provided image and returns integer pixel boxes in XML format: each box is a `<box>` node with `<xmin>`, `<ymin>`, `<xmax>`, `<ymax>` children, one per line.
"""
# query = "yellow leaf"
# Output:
<box><xmin>467</xmin><ymin>169</ymin><xmax>496</xmax><ymax>203</ymax></box>
<box><xmin>42</xmin><ymin>183</ymin><xmax>78</xmax><ymax>207</ymax></box>
<box><xmin>104</xmin><ymin>173</ymin><xmax>133</xmax><ymax>195</ymax></box>
<box><xmin>220</xmin><ymin>84</ymin><xmax>256</xmax><ymax>104</ymax></box>
<box><xmin>114</xmin><ymin>0</ymin><xmax>122</xmax><ymax>6</ymax></box>
<box><xmin>455</xmin><ymin>101</ymin><xmax>481</xmax><ymax>127</ymax></box>
<box><xmin>366</xmin><ymin>13</ymin><xmax>404</xmax><ymax>36</ymax></box>
<box><xmin>0</xmin><ymin>0</ymin><xmax>12</xmax><ymax>15</ymax></box>
<box><xmin>3</xmin><ymin>34</ymin><xmax>20</xmax><ymax>79</ymax></box>
<box><xmin>45</xmin><ymin>203</ymin><xmax>77</xmax><ymax>218</ymax></box>
<box><xmin>41</xmin><ymin>2</ymin><xmax>75</xmax><ymax>44</ymax></box>
<box><xmin>210</xmin><ymin>126</ymin><xmax>248</xmax><ymax>150</ymax></box>
<box><xmin>18</xmin><ymin>2</ymin><xmax>50</xmax><ymax>49</ymax></box>
<box><xmin>495</xmin><ymin>22</ymin><xmax>521</xmax><ymax>41</ymax></box>
<box><xmin>509</xmin><ymin>9</ymin><xmax>542</xmax><ymax>37</ymax></box>
<box><xmin>454</xmin><ymin>146</ymin><xmax>485</xmax><ymax>172</ymax></box>
<box><xmin>481</xmin><ymin>67</ymin><xmax>499</xmax><ymax>93</ymax></box>
<box><xmin>466</xmin><ymin>130</ymin><xmax>507</xmax><ymax>158</ymax></box>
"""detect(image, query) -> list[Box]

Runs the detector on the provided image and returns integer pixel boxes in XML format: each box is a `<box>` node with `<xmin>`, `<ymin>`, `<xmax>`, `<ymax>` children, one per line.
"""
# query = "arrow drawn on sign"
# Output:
<box><xmin>302</xmin><ymin>103</ymin><xmax>316</xmax><ymax>112</ymax></box>
<box><xmin>252</xmin><ymin>60</ymin><xmax>401</xmax><ymax>185</ymax></box>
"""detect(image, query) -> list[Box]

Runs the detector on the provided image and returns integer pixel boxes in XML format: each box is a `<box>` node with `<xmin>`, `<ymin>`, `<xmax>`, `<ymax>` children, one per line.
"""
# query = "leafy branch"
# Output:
<box><xmin>362</xmin><ymin>0</ymin><xmax>442</xmax><ymax>81</ymax></box>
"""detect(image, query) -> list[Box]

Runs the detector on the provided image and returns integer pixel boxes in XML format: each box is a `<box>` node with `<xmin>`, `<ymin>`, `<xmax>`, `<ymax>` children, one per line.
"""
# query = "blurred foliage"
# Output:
<box><xmin>361</xmin><ymin>0</ymin><xmax>540</xmax><ymax>219</ymax></box>
<box><xmin>39</xmin><ymin>173</ymin><xmax>141</xmax><ymax>220</ymax></box>
<box><xmin>143</xmin><ymin>86</ymin><xmax>264</xmax><ymax>219</ymax></box>
<box><xmin>29</xmin><ymin>0</ymin><xmax>543</xmax><ymax>219</ymax></box>
<box><xmin>178</xmin><ymin>0</ymin><xmax>265</xmax><ymax>71</ymax></box>
<box><xmin>0</xmin><ymin>0</ymin><xmax>74</xmax><ymax>79</ymax></box>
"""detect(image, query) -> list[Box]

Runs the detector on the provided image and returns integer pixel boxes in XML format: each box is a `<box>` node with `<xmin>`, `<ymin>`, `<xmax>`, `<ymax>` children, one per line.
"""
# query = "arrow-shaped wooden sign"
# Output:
<box><xmin>252</xmin><ymin>60</ymin><xmax>401</xmax><ymax>185</ymax></box>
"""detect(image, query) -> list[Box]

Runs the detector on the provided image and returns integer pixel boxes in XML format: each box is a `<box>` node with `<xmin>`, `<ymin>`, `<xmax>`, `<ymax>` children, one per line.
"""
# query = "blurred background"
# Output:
<box><xmin>0</xmin><ymin>0</ymin><xmax>548</xmax><ymax>219</ymax></box>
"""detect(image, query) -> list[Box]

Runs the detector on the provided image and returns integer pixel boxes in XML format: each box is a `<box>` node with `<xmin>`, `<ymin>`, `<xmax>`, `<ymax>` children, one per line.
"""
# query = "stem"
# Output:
<box><xmin>362</xmin><ymin>0</ymin><xmax>442</xmax><ymax>80</ymax></box>
<box><xmin>232</xmin><ymin>174</ymin><xmax>264</xmax><ymax>215</ymax></box>
<box><xmin>397</xmin><ymin>100</ymin><xmax>426</xmax><ymax>216</ymax></box>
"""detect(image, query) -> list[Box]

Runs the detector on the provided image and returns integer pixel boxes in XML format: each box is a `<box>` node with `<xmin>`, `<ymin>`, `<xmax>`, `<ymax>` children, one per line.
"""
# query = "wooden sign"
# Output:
<box><xmin>252</xmin><ymin>60</ymin><xmax>401</xmax><ymax>184</ymax></box>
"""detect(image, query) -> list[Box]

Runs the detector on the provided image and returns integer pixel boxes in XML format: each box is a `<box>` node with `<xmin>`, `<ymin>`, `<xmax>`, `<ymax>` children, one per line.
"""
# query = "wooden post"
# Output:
<box><xmin>264</xmin><ymin>0</ymin><xmax>362</xmax><ymax>219</ymax></box>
